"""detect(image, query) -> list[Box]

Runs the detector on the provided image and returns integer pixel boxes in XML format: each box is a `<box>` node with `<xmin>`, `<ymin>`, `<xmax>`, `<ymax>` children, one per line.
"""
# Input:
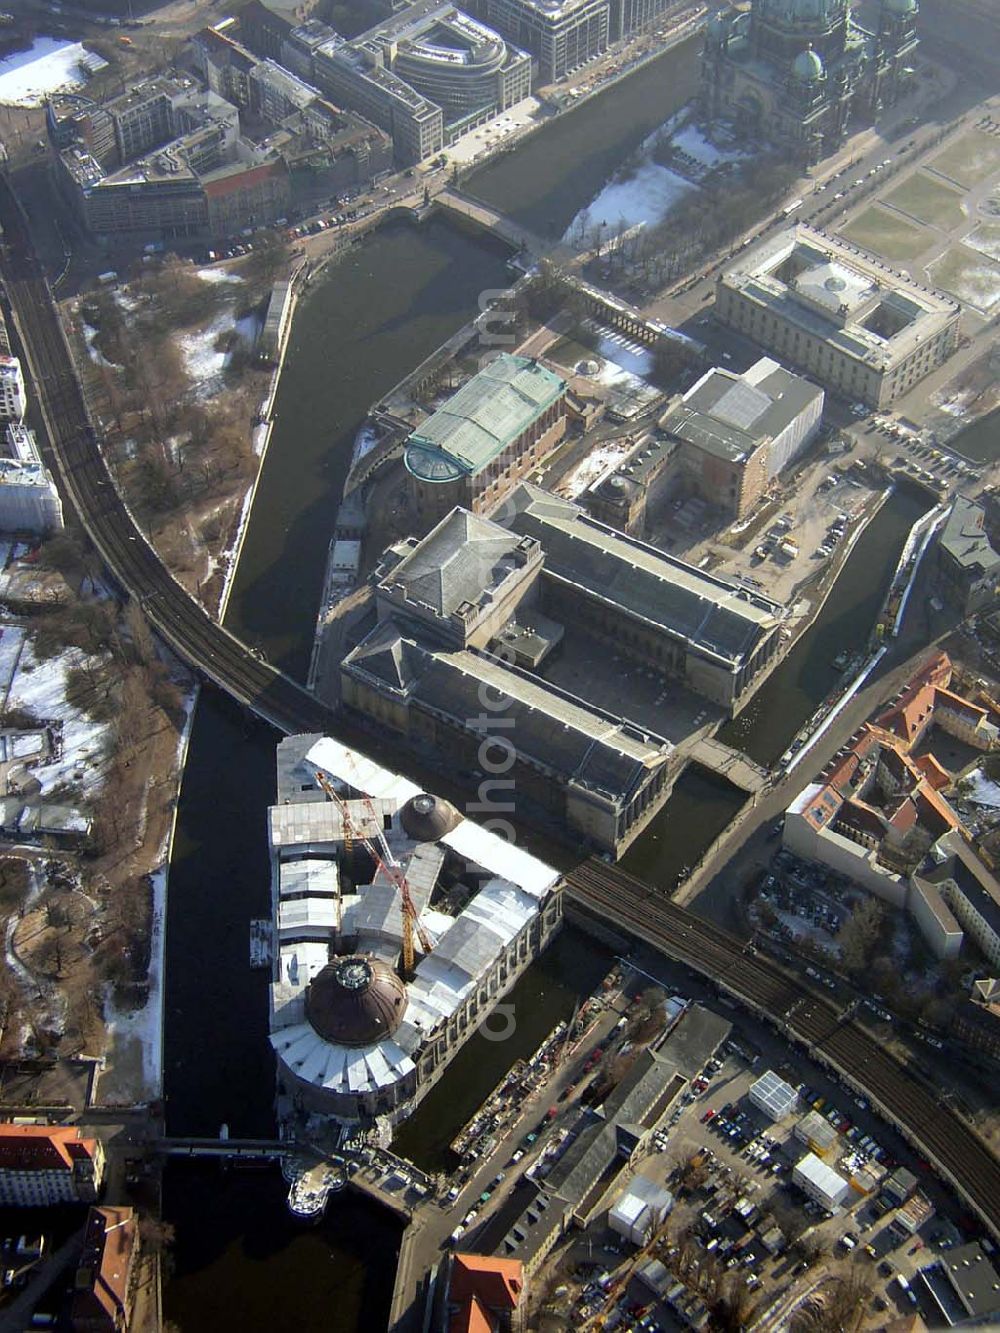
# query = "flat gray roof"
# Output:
<box><xmin>503</xmin><ymin>485</ymin><xmax>784</xmax><ymax>670</ymax></box>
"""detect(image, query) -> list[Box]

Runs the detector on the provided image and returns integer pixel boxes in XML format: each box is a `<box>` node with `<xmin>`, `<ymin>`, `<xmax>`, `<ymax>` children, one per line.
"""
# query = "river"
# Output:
<box><xmin>950</xmin><ymin>405</ymin><xmax>1000</xmax><ymax>464</ymax></box>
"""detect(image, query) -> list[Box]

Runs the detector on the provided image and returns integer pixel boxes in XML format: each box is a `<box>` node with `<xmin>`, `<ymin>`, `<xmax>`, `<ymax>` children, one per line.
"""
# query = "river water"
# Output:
<box><xmin>950</xmin><ymin>405</ymin><xmax>1000</xmax><ymax>464</ymax></box>
<box><xmin>465</xmin><ymin>36</ymin><xmax>699</xmax><ymax>239</ymax></box>
<box><xmin>161</xmin><ymin>45</ymin><xmax>931</xmax><ymax>1328</ymax></box>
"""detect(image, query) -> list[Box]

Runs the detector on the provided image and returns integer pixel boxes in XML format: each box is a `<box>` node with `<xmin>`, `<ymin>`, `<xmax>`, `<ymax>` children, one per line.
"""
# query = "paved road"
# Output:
<box><xmin>0</xmin><ymin>172</ymin><xmax>333</xmax><ymax>738</ymax></box>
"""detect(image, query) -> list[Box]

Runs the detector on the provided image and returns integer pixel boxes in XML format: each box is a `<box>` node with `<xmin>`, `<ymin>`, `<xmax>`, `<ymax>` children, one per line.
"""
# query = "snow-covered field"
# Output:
<box><xmin>177</xmin><ymin>307</ymin><xmax>260</xmax><ymax>394</ymax></box>
<box><xmin>565</xmin><ymin>159</ymin><xmax>692</xmax><ymax>240</ymax></box>
<box><xmin>0</xmin><ymin>37</ymin><xmax>102</xmax><ymax>107</ymax></box>
<box><xmin>0</xmin><ymin>625</ymin><xmax>25</xmax><ymax>706</ymax></box>
<box><xmin>7</xmin><ymin>639</ymin><xmax>112</xmax><ymax>799</ymax></box>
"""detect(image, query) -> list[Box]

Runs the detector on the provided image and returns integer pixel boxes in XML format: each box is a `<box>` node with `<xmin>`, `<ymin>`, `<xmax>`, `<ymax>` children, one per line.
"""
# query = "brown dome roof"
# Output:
<box><xmin>400</xmin><ymin>792</ymin><xmax>462</xmax><ymax>842</ymax></box>
<box><xmin>305</xmin><ymin>956</ymin><xmax>408</xmax><ymax>1047</ymax></box>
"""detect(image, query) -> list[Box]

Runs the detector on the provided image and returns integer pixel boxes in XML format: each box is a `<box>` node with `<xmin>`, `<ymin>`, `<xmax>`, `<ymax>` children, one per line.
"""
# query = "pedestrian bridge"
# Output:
<box><xmin>690</xmin><ymin>736</ymin><xmax>770</xmax><ymax>794</ymax></box>
<box><xmin>154</xmin><ymin>1137</ymin><xmax>288</xmax><ymax>1160</ymax></box>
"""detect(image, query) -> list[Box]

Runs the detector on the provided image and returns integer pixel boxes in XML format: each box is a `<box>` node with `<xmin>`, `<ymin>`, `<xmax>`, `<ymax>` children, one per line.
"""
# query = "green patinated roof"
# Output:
<box><xmin>405</xmin><ymin>354</ymin><xmax>565</xmax><ymax>483</ymax></box>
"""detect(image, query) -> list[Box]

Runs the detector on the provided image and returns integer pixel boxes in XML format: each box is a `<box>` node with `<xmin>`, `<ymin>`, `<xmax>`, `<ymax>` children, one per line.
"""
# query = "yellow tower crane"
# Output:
<box><xmin>313</xmin><ymin>769</ymin><xmax>433</xmax><ymax>975</ymax></box>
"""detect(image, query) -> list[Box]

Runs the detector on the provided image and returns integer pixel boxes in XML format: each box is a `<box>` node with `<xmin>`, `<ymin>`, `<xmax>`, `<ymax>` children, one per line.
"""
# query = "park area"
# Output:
<box><xmin>927</xmin><ymin>131</ymin><xmax>1000</xmax><ymax>189</ymax></box>
<box><xmin>840</xmin><ymin>205</ymin><xmax>930</xmax><ymax>263</ymax></box>
<box><xmin>928</xmin><ymin>244</ymin><xmax>1000</xmax><ymax>314</ymax></box>
<box><xmin>881</xmin><ymin>171</ymin><xmax>967</xmax><ymax>230</ymax></box>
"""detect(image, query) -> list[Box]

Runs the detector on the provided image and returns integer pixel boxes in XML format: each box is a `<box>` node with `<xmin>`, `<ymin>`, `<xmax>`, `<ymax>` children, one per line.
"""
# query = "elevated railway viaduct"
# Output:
<box><xmin>2</xmin><ymin>172</ymin><xmax>998</xmax><ymax>1243</ymax></box>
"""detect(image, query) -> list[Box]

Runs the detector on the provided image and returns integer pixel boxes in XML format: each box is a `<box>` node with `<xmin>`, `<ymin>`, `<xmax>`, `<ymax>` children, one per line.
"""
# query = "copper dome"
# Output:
<box><xmin>400</xmin><ymin>792</ymin><xmax>462</xmax><ymax>842</ymax></box>
<box><xmin>305</xmin><ymin>956</ymin><xmax>408</xmax><ymax>1047</ymax></box>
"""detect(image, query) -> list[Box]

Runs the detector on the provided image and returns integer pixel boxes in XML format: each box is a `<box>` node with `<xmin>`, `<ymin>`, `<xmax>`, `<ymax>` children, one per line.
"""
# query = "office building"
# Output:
<box><xmin>0</xmin><ymin>357</ymin><xmax>25</xmax><ymax>424</ymax></box>
<box><xmin>716</xmin><ymin>225</ymin><xmax>961</xmax><ymax>408</ymax></box>
<box><xmin>472</xmin><ymin>0</ymin><xmax>611</xmax><ymax>82</ymax></box>
<box><xmin>312</xmin><ymin>38</ymin><xmax>445</xmax><ymax>163</ymax></box>
<box><xmin>361</xmin><ymin>5</ymin><xmax>531</xmax><ymax>132</ymax></box>
<box><xmin>404</xmin><ymin>355</ymin><xmax>567</xmax><ymax>523</ymax></box>
<box><xmin>0</xmin><ymin>426</ymin><xmax>64</xmax><ymax>537</ymax></box>
<box><xmin>662</xmin><ymin>357</ymin><xmax>824</xmax><ymax>519</ymax></box>
<box><xmin>701</xmin><ymin>0</ymin><xmax>919</xmax><ymax>166</ymax></box>
<box><xmin>0</xmin><ymin>1124</ymin><xmax>105</xmax><ymax>1206</ymax></box>
<box><xmin>52</xmin><ymin>75</ymin><xmax>290</xmax><ymax>241</ymax></box>
<box><xmin>268</xmin><ymin>734</ymin><xmax>563</xmax><ymax>1127</ymax></box>
<box><xmin>934</xmin><ymin>495</ymin><xmax>1000</xmax><ymax>615</ymax></box>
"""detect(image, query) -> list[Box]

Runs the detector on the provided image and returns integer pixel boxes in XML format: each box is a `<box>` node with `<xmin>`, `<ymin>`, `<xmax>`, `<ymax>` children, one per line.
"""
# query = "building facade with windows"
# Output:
<box><xmin>715</xmin><ymin>225</ymin><xmax>960</xmax><ymax>407</ymax></box>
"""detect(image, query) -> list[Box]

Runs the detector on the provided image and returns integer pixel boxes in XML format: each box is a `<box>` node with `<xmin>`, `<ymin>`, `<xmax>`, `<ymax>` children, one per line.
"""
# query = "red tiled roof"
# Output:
<box><xmin>71</xmin><ymin>1205</ymin><xmax>136</xmax><ymax>1332</ymax></box>
<box><xmin>914</xmin><ymin>753</ymin><xmax>950</xmax><ymax>790</ymax></box>
<box><xmin>450</xmin><ymin>1294</ymin><xmax>496</xmax><ymax>1333</ymax></box>
<box><xmin>449</xmin><ymin>1253</ymin><xmax>524</xmax><ymax>1331</ymax></box>
<box><xmin>0</xmin><ymin>1124</ymin><xmax>98</xmax><ymax>1173</ymax></box>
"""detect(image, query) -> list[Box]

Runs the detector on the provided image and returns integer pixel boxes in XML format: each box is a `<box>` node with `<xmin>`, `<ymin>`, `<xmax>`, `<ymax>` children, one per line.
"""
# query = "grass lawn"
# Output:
<box><xmin>928</xmin><ymin>243</ymin><xmax>1000</xmax><ymax>313</ymax></box>
<box><xmin>882</xmin><ymin>171</ymin><xmax>966</xmax><ymax>230</ymax></box>
<box><xmin>839</xmin><ymin>206</ymin><xmax>930</xmax><ymax>263</ymax></box>
<box><xmin>965</xmin><ymin>222</ymin><xmax>1000</xmax><ymax>263</ymax></box>
<box><xmin>928</xmin><ymin>132</ymin><xmax>1000</xmax><ymax>189</ymax></box>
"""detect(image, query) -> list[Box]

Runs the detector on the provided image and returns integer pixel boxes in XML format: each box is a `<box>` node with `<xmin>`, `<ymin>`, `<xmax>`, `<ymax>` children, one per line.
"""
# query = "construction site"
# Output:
<box><xmin>265</xmin><ymin>733</ymin><xmax>564</xmax><ymax>1137</ymax></box>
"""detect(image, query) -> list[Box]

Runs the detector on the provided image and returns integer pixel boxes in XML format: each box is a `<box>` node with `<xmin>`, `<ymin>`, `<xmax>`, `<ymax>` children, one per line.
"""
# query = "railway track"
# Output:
<box><xmin>567</xmin><ymin>859</ymin><xmax>1000</xmax><ymax>1240</ymax></box>
<box><xmin>0</xmin><ymin>173</ymin><xmax>332</xmax><ymax>738</ymax></box>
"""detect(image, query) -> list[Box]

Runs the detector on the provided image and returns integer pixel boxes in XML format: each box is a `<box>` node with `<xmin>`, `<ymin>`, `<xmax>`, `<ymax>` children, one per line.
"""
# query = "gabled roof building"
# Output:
<box><xmin>70</xmin><ymin>1206</ymin><xmax>137</xmax><ymax>1333</ymax></box>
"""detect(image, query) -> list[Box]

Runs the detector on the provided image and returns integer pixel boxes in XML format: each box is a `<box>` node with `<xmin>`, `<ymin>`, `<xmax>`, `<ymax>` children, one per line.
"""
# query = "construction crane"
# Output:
<box><xmin>313</xmin><ymin>768</ymin><xmax>432</xmax><ymax>975</ymax></box>
<box><xmin>586</xmin><ymin>1211</ymin><xmax>674</xmax><ymax>1332</ymax></box>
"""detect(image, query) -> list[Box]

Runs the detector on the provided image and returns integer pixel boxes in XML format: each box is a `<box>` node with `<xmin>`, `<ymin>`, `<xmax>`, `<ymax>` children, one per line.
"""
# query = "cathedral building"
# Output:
<box><xmin>700</xmin><ymin>0</ymin><xmax>919</xmax><ymax>165</ymax></box>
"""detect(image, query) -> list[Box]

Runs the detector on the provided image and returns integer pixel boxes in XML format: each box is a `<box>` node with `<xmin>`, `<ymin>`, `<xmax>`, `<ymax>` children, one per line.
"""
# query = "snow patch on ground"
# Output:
<box><xmin>81</xmin><ymin>319</ymin><xmax>121</xmax><ymax>371</ymax></box>
<box><xmin>965</xmin><ymin>768</ymin><xmax>1000</xmax><ymax>809</ymax></box>
<box><xmin>351</xmin><ymin>423</ymin><xmax>380</xmax><ymax>467</ymax></box>
<box><xmin>592</xmin><ymin>329</ymin><xmax>654</xmax><ymax>379</ymax></box>
<box><xmin>8</xmin><ymin>639</ymin><xmax>112</xmax><ymax>799</ymax></box>
<box><xmin>0</xmin><ymin>625</ymin><xmax>26</xmax><ymax>706</ymax></box>
<box><xmin>196</xmin><ymin>267</ymin><xmax>245</xmax><ymax>285</ymax></box>
<box><xmin>563</xmin><ymin>112</ymin><xmax>746</xmax><ymax>242</ymax></box>
<box><xmin>565</xmin><ymin>162</ymin><xmax>692</xmax><ymax>240</ymax></box>
<box><xmin>0</xmin><ymin>38</ymin><xmax>95</xmax><ymax>107</ymax></box>
<box><xmin>177</xmin><ymin>308</ymin><xmax>259</xmax><ymax>394</ymax></box>
<box><xmin>559</xmin><ymin>439</ymin><xmax>635</xmax><ymax>499</ymax></box>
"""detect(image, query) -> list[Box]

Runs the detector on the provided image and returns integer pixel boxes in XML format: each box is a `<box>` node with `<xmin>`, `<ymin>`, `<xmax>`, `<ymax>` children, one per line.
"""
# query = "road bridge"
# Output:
<box><xmin>433</xmin><ymin>188</ymin><xmax>576</xmax><ymax>263</ymax></box>
<box><xmin>0</xmin><ymin>174</ymin><xmax>333</xmax><ymax>737</ymax></box>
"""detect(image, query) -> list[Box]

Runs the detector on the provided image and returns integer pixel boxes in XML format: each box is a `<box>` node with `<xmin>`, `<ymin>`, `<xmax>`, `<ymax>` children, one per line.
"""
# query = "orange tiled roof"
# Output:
<box><xmin>0</xmin><ymin>1124</ymin><xmax>98</xmax><ymax>1173</ymax></box>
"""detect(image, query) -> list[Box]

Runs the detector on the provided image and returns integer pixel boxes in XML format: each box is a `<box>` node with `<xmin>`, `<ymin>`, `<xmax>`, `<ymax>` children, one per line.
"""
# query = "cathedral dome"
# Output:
<box><xmin>793</xmin><ymin>44</ymin><xmax>825</xmax><ymax>79</ymax></box>
<box><xmin>305</xmin><ymin>956</ymin><xmax>408</xmax><ymax>1047</ymax></box>
<box><xmin>768</xmin><ymin>0</ymin><xmax>842</xmax><ymax>23</ymax></box>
